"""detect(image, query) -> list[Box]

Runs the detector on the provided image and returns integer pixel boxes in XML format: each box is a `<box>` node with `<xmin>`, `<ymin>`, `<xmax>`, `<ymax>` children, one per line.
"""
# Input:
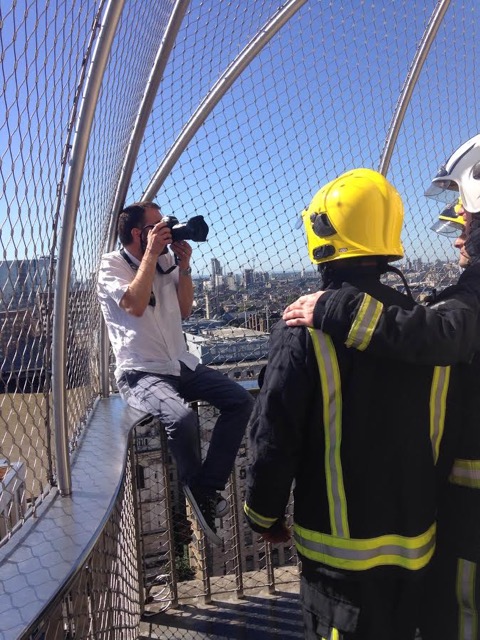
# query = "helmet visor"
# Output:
<box><xmin>430</xmin><ymin>218</ymin><xmax>464</xmax><ymax>237</ymax></box>
<box><xmin>425</xmin><ymin>179</ymin><xmax>460</xmax><ymax>202</ymax></box>
<box><xmin>431</xmin><ymin>199</ymin><xmax>465</xmax><ymax>236</ymax></box>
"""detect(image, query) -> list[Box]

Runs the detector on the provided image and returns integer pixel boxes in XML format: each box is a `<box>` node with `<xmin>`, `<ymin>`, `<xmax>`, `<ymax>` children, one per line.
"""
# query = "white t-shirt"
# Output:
<box><xmin>97</xmin><ymin>249</ymin><xmax>199</xmax><ymax>379</ymax></box>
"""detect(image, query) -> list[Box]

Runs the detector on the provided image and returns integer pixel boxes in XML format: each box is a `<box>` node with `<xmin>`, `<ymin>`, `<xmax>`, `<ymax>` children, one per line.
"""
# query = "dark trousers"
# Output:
<box><xmin>301</xmin><ymin>570</ymin><xmax>422</xmax><ymax>640</ymax></box>
<box><xmin>118</xmin><ymin>362</ymin><xmax>254</xmax><ymax>489</ymax></box>
<box><xmin>420</xmin><ymin>543</ymin><xmax>480</xmax><ymax>640</ymax></box>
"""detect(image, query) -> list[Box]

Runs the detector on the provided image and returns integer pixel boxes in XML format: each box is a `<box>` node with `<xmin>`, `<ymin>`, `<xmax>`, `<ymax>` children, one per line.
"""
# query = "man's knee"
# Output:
<box><xmin>163</xmin><ymin>404</ymin><xmax>198</xmax><ymax>440</ymax></box>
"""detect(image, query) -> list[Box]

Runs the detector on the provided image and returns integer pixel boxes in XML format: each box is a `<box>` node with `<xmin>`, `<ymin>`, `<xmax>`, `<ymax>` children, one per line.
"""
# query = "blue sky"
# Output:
<box><xmin>127</xmin><ymin>0</ymin><xmax>478</xmax><ymax>276</ymax></box>
<box><xmin>1</xmin><ymin>1</ymin><xmax>479</xmax><ymax>278</ymax></box>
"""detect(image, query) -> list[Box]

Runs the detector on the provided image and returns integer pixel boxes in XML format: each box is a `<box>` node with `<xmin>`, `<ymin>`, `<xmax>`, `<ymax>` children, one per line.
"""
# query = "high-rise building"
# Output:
<box><xmin>244</xmin><ymin>268</ymin><xmax>254</xmax><ymax>288</ymax></box>
<box><xmin>210</xmin><ymin>258</ymin><xmax>222</xmax><ymax>284</ymax></box>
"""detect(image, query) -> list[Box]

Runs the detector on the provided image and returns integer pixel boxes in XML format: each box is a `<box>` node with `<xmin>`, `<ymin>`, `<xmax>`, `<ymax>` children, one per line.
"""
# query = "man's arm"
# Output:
<box><xmin>283</xmin><ymin>264</ymin><xmax>480</xmax><ymax>365</ymax></box>
<box><xmin>244</xmin><ymin>323</ymin><xmax>312</xmax><ymax>541</ymax></box>
<box><xmin>120</xmin><ymin>222</ymin><xmax>171</xmax><ymax>316</ymax></box>
<box><xmin>172</xmin><ymin>240</ymin><xmax>194</xmax><ymax>319</ymax></box>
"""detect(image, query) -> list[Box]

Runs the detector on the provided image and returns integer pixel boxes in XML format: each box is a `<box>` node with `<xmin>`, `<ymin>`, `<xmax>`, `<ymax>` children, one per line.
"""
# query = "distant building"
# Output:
<box><xmin>185</xmin><ymin>327</ymin><xmax>269</xmax><ymax>366</ymax></box>
<box><xmin>0</xmin><ymin>258</ymin><xmax>92</xmax><ymax>390</ymax></box>
<box><xmin>225</xmin><ymin>273</ymin><xmax>237</xmax><ymax>291</ymax></box>
<box><xmin>211</xmin><ymin>258</ymin><xmax>222</xmax><ymax>285</ymax></box>
<box><xmin>0</xmin><ymin>257</ymin><xmax>50</xmax><ymax>310</ymax></box>
<box><xmin>243</xmin><ymin>268</ymin><xmax>254</xmax><ymax>288</ymax></box>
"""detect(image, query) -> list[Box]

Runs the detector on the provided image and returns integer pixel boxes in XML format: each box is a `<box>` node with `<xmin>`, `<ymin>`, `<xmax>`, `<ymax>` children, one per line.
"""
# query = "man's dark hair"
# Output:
<box><xmin>117</xmin><ymin>201</ymin><xmax>160</xmax><ymax>246</ymax></box>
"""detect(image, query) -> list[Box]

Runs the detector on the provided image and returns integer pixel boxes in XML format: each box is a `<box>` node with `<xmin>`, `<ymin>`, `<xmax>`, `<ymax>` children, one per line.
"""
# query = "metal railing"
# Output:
<box><xmin>1</xmin><ymin>395</ymin><xmax>299</xmax><ymax>640</ymax></box>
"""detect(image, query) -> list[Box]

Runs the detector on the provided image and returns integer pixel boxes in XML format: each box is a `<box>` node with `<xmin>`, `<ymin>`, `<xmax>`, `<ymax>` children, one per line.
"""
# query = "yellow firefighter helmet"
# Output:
<box><xmin>302</xmin><ymin>168</ymin><xmax>404</xmax><ymax>265</ymax></box>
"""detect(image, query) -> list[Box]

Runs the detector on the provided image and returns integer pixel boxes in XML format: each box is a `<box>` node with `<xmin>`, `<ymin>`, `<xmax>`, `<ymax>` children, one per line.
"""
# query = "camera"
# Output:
<box><xmin>163</xmin><ymin>215</ymin><xmax>209</xmax><ymax>242</ymax></box>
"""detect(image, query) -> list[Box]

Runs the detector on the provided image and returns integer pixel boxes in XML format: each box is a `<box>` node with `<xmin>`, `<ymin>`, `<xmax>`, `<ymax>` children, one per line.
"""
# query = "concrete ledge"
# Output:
<box><xmin>0</xmin><ymin>395</ymin><xmax>149</xmax><ymax>640</ymax></box>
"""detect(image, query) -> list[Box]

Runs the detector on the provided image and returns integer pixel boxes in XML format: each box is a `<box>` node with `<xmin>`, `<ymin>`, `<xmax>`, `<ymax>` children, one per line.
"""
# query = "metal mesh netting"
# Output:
<box><xmin>135</xmin><ymin>411</ymin><xmax>300</xmax><ymax>634</ymax></box>
<box><xmin>26</xmin><ymin>449</ymin><xmax>141</xmax><ymax>639</ymax></box>
<box><xmin>1</xmin><ymin>0</ymin><xmax>480</xmax><ymax>628</ymax></box>
<box><xmin>1</xmin><ymin>0</ymin><xmax>106</xmax><ymax>539</ymax></box>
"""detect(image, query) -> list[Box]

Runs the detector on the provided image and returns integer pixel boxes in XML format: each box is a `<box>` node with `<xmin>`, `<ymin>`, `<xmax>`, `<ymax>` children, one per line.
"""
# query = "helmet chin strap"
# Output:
<box><xmin>382</xmin><ymin>263</ymin><xmax>414</xmax><ymax>300</ymax></box>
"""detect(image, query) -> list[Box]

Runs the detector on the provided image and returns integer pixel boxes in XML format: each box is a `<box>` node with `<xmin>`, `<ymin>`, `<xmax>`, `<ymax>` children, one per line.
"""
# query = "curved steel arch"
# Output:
<box><xmin>99</xmin><ymin>0</ymin><xmax>191</xmax><ymax>397</ymax></box>
<box><xmin>142</xmin><ymin>0</ymin><xmax>309</xmax><ymax>200</ymax></box>
<box><xmin>379</xmin><ymin>0</ymin><xmax>451</xmax><ymax>176</ymax></box>
<box><xmin>52</xmin><ymin>0</ymin><xmax>127</xmax><ymax>496</ymax></box>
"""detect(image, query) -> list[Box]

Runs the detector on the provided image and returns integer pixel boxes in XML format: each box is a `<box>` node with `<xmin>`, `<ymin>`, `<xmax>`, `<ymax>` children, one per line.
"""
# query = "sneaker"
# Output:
<box><xmin>215</xmin><ymin>493</ymin><xmax>229</xmax><ymax>518</ymax></box>
<box><xmin>184</xmin><ymin>485</ymin><xmax>222</xmax><ymax>546</ymax></box>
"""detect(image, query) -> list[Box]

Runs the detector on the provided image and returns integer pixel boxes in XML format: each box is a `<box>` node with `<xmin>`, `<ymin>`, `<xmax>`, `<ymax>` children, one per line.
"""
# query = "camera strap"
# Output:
<box><xmin>120</xmin><ymin>248</ymin><xmax>177</xmax><ymax>275</ymax></box>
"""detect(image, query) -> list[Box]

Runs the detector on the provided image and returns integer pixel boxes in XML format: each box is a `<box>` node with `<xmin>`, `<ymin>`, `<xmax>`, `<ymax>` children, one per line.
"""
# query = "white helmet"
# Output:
<box><xmin>425</xmin><ymin>134</ymin><xmax>480</xmax><ymax>213</ymax></box>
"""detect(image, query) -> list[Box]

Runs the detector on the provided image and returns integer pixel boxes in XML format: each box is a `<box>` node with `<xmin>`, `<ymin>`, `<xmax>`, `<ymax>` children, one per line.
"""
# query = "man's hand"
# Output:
<box><xmin>171</xmin><ymin>240</ymin><xmax>193</xmax><ymax>270</ymax></box>
<box><xmin>283</xmin><ymin>291</ymin><xmax>325</xmax><ymax>327</ymax></box>
<box><xmin>466</xmin><ymin>215</ymin><xmax>480</xmax><ymax>266</ymax></box>
<box><xmin>144</xmin><ymin>221</ymin><xmax>172</xmax><ymax>257</ymax></box>
<box><xmin>260</xmin><ymin>519</ymin><xmax>291</xmax><ymax>544</ymax></box>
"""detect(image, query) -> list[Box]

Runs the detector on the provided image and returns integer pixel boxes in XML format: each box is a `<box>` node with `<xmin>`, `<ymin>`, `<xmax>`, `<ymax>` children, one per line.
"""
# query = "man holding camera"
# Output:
<box><xmin>97</xmin><ymin>201</ymin><xmax>254</xmax><ymax>546</ymax></box>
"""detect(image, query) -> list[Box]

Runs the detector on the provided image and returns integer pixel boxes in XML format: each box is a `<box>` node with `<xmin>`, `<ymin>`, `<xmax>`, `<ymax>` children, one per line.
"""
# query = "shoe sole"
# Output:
<box><xmin>184</xmin><ymin>486</ymin><xmax>222</xmax><ymax>547</ymax></box>
<box><xmin>216</xmin><ymin>497</ymin><xmax>229</xmax><ymax>518</ymax></box>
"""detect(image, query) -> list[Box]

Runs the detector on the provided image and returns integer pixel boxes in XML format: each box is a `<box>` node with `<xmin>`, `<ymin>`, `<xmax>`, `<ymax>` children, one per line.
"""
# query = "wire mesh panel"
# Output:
<box><xmin>136</xmin><ymin>402</ymin><xmax>298</xmax><ymax>608</ymax></box>
<box><xmin>133</xmin><ymin>0</ymin><xmax>470</xmax><ymax>284</ymax></box>
<box><xmin>0</xmin><ymin>0</ymin><xmax>177</xmax><ymax>543</ymax></box>
<box><xmin>0</xmin><ymin>0</ymin><xmax>107</xmax><ymax>544</ymax></box>
<box><xmin>25</xmin><ymin>448</ymin><xmax>141</xmax><ymax>640</ymax></box>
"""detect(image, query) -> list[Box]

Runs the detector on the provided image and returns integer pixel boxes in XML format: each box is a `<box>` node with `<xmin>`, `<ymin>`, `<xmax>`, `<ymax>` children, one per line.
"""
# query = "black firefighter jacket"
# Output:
<box><xmin>244</xmin><ymin>268</ymin><xmax>458</xmax><ymax>578</ymax></box>
<box><xmin>309</xmin><ymin>263</ymin><xmax>480</xmax><ymax>563</ymax></box>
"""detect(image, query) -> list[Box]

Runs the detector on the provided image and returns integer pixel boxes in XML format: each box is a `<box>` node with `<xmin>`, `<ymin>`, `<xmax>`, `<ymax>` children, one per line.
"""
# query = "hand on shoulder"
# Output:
<box><xmin>283</xmin><ymin>291</ymin><xmax>325</xmax><ymax>327</ymax></box>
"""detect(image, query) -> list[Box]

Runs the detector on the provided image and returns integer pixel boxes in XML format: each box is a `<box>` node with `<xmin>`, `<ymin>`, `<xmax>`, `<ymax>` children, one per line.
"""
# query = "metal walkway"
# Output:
<box><xmin>140</xmin><ymin>589</ymin><xmax>302</xmax><ymax>639</ymax></box>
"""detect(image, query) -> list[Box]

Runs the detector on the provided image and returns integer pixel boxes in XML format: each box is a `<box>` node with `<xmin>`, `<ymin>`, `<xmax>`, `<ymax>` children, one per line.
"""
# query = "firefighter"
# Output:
<box><xmin>281</xmin><ymin>138</ymin><xmax>480</xmax><ymax>639</ymax></box>
<box><xmin>420</xmin><ymin>202</ymin><xmax>480</xmax><ymax>640</ymax></box>
<box><xmin>244</xmin><ymin>168</ymin><xmax>456</xmax><ymax>640</ymax></box>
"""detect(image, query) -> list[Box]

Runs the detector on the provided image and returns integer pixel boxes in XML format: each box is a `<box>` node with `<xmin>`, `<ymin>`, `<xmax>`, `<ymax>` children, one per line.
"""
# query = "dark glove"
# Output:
<box><xmin>465</xmin><ymin>215</ymin><xmax>480</xmax><ymax>265</ymax></box>
<box><xmin>260</xmin><ymin>518</ymin><xmax>291</xmax><ymax>544</ymax></box>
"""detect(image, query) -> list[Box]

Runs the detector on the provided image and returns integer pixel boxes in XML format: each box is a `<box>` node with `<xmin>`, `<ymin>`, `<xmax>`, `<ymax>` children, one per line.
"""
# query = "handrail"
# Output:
<box><xmin>0</xmin><ymin>397</ymin><xmax>148</xmax><ymax>640</ymax></box>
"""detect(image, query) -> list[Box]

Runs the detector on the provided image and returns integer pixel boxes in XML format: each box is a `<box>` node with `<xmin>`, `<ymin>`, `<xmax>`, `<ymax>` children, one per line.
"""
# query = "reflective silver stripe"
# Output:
<box><xmin>345</xmin><ymin>294</ymin><xmax>383</xmax><ymax>351</ymax></box>
<box><xmin>457</xmin><ymin>558</ymin><xmax>478</xmax><ymax>640</ymax></box>
<box><xmin>309</xmin><ymin>329</ymin><xmax>349</xmax><ymax>538</ymax></box>
<box><xmin>429</xmin><ymin>366</ymin><xmax>450</xmax><ymax>464</ymax></box>
<box><xmin>294</xmin><ymin>522</ymin><xmax>436</xmax><ymax>571</ymax></box>
<box><xmin>450</xmin><ymin>459</ymin><xmax>480</xmax><ymax>489</ymax></box>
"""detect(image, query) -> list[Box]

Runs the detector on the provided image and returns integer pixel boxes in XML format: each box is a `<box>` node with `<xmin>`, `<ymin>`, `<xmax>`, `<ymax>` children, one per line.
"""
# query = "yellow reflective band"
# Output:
<box><xmin>450</xmin><ymin>459</ymin><xmax>480</xmax><ymax>489</ymax></box>
<box><xmin>243</xmin><ymin>503</ymin><xmax>277</xmax><ymax>529</ymax></box>
<box><xmin>429</xmin><ymin>366</ymin><xmax>450</xmax><ymax>464</ymax></box>
<box><xmin>294</xmin><ymin>522</ymin><xmax>436</xmax><ymax>571</ymax></box>
<box><xmin>321</xmin><ymin>630</ymin><xmax>341</xmax><ymax>640</ymax></box>
<box><xmin>345</xmin><ymin>294</ymin><xmax>383</xmax><ymax>351</ymax></box>
<box><xmin>456</xmin><ymin>558</ymin><xmax>478</xmax><ymax>640</ymax></box>
<box><xmin>309</xmin><ymin>329</ymin><xmax>349</xmax><ymax>538</ymax></box>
